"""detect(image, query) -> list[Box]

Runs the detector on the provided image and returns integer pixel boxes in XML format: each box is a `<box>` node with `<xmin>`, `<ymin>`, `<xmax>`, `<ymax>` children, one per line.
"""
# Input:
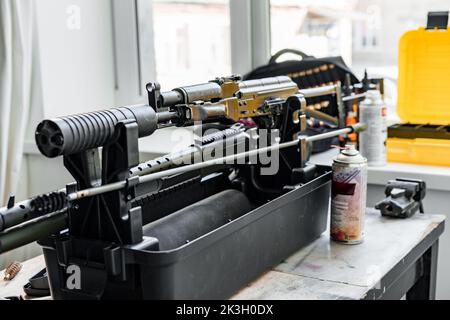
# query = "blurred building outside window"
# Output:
<box><xmin>138</xmin><ymin>0</ymin><xmax>450</xmax><ymax>116</ymax></box>
<box><xmin>151</xmin><ymin>0</ymin><xmax>231</xmax><ymax>90</ymax></box>
<box><xmin>270</xmin><ymin>0</ymin><xmax>450</xmax><ymax>118</ymax></box>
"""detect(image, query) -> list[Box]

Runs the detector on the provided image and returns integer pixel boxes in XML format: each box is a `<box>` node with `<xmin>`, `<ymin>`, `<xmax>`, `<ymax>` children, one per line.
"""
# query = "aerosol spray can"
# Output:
<box><xmin>358</xmin><ymin>89</ymin><xmax>387</xmax><ymax>166</ymax></box>
<box><xmin>331</xmin><ymin>145</ymin><xmax>367</xmax><ymax>244</ymax></box>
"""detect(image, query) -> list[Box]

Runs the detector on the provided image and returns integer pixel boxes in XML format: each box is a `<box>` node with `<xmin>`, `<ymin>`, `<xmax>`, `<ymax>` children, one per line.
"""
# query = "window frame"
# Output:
<box><xmin>111</xmin><ymin>0</ymin><xmax>272</xmax><ymax>105</ymax></box>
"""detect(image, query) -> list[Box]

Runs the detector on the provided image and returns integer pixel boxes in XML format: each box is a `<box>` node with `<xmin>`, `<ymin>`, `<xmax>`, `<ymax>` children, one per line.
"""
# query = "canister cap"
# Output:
<box><xmin>335</xmin><ymin>144</ymin><xmax>367</xmax><ymax>164</ymax></box>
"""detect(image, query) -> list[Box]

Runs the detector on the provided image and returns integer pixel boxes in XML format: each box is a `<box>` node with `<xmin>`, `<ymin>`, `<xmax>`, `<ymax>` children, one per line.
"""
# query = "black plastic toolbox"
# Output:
<box><xmin>41</xmin><ymin>167</ymin><xmax>331</xmax><ymax>300</ymax></box>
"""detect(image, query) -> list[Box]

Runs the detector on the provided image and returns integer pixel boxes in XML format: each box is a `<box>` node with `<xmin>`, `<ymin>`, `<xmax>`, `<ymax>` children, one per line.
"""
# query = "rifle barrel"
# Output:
<box><xmin>0</xmin><ymin>211</ymin><xmax>67</xmax><ymax>253</ymax></box>
<box><xmin>0</xmin><ymin>124</ymin><xmax>365</xmax><ymax>254</ymax></box>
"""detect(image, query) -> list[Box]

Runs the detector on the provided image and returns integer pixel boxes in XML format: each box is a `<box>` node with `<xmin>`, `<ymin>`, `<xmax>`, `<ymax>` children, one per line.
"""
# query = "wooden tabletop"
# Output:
<box><xmin>0</xmin><ymin>209</ymin><xmax>445</xmax><ymax>300</ymax></box>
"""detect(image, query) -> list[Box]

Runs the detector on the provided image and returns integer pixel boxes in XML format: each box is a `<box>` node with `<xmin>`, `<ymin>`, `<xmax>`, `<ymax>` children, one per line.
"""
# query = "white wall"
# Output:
<box><xmin>1</xmin><ymin>0</ymin><xmax>117</xmax><ymax>268</ymax></box>
<box><xmin>35</xmin><ymin>0</ymin><xmax>115</xmax><ymax>117</ymax></box>
<box><xmin>23</xmin><ymin>0</ymin><xmax>116</xmax><ymax>194</ymax></box>
<box><xmin>352</xmin><ymin>0</ymin><xmax>450</xmax><ymax>72</ymax></box>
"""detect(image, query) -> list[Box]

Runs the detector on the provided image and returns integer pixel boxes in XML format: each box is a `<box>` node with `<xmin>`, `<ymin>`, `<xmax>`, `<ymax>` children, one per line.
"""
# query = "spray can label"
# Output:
<box><xmin>331</xmin><ymin>147</ymin><xmax>367</xmax><ymax>244</ymax></box>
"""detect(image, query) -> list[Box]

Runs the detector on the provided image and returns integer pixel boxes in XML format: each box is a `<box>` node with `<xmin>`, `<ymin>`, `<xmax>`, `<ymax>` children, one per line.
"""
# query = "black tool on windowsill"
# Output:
<box><xmin>375</xmin><ymin>178</ymin><xmax>426</xmax><ymax>218</ymax></box>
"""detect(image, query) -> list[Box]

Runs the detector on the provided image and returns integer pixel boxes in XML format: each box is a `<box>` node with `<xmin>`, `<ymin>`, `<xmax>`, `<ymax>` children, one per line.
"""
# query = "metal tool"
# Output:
<box><xmin>375</xmin><ymin>178</ymin><xmax>426</xmax><ymax>218</ymax></box>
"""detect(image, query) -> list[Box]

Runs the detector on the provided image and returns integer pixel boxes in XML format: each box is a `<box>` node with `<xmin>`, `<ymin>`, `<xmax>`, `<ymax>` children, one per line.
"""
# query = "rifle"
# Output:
<box><xmin>0</xmin><ymin>75</ymin><xmax>356</xmax><ymax>254</ymax></box>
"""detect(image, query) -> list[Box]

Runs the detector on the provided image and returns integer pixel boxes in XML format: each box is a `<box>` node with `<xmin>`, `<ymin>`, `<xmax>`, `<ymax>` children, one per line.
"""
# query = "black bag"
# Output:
<box><xmin>243</xmin><ymin>49</ymin><xmax>359</xmax><ymax>118</ymax></box>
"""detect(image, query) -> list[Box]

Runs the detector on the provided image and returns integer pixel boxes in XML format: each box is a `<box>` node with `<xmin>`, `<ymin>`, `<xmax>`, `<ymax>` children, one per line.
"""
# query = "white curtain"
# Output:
<box><xmin>0</xmin><ymin>1</ymin><xmax>36</xmax><ymax>269</ymax></box>
<box><xmin>0</xmin><ymin>0</ymin><xmax>34</xmax><ymax>204</ymax></box>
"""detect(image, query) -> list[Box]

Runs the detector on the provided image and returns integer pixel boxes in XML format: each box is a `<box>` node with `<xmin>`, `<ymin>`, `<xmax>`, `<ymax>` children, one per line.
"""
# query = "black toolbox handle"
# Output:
<box><xmin>269</xmin><ymin>49</ymin><xmax>313</xmax><ymax>64</ymax></box>
<box><xmin>426</xmin><ymin>11</ymin><xmax>449</xmax><ymax>30</ymax></box>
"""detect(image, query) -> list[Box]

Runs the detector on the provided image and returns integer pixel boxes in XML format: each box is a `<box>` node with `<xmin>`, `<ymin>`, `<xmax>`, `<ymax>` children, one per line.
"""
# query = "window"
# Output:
<box><xmin>115</xmin><ymin>0</ymin><xmax>449</xmax><ymax>108</ymax></box>
<box><xmin>270</xmin><ymin>0</ymin><xmax>355</xmax><ymax>65</ymax></box>
<box><xmin>114</xmin><ymin>0</ymin><xmax>269</xmax><ymax>105</ymax></box>
<box><xmin>152</xmin><ymin>0</ymin><xmax>232</xmax><ymax>89</ymax></box>
<box><xmin>351</xmin><ymin>0</ymin><xmax>449</xmax><ymax>76</ymax></box>
<box><xmin>269</xmin><ymin>0</ymin><xmax>450</xmax><ymax>112</ymax></box>
<box><xmin>270</xmin><ymin>0</ymin><xmax>449</xmax><ymax>75</ymax></box>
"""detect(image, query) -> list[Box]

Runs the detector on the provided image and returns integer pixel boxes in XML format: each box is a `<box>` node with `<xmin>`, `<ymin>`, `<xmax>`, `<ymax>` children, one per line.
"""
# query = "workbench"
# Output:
<box><xmin>311</xmin><ymin>149</ymin><xmax>450</xmax><ymax>299</ymax></box>
<box><xmin>0</xmin><ymin>209</ymin><xmax>445</xmax><ymax>300</ymax></box>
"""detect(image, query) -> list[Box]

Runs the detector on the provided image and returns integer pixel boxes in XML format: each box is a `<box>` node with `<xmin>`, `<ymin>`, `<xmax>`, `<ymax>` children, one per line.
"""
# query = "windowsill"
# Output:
<box><xmin>310</xmin><ymin>148</ymin><xmax>450</xmax><ymax>192</ymax></box>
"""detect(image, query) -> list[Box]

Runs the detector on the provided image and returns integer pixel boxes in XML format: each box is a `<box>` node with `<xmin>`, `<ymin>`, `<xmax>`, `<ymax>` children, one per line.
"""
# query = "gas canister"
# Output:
<box><xmin>331</xmin><ymin>145</ymin><xmax>368</xmax><ymax>244</ymax></box>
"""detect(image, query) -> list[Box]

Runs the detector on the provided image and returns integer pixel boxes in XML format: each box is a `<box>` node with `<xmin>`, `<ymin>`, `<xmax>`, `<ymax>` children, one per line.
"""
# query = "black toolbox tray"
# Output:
<box><xmin>389</xmin><ymin>123</ymin><xmax>450</xmax><ymax>140</ymax></box>
<box><xmin>42</xmin><ymin>167</ymin><xmax>331</xmax><ymax>299</ymax></box>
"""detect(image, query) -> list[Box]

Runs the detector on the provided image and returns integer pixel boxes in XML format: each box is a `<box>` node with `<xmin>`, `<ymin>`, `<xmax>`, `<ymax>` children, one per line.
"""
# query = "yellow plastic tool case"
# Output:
<box><xmin>387</xmin><ymin>12</ymin><xmax>450</xmax><ymax>167</ymax></box>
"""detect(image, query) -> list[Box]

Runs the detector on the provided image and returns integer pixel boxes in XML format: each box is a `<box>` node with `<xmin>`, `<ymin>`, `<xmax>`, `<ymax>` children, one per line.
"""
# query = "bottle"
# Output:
<box><xmin>358</xmin><ymin>89</ymin><xmax>387</xmax><ymax>166</ymax></box>
<box><xmin>331</xmin><ymin>145</ymin><xmax>368</xmax><ymax>244</ymax></box>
